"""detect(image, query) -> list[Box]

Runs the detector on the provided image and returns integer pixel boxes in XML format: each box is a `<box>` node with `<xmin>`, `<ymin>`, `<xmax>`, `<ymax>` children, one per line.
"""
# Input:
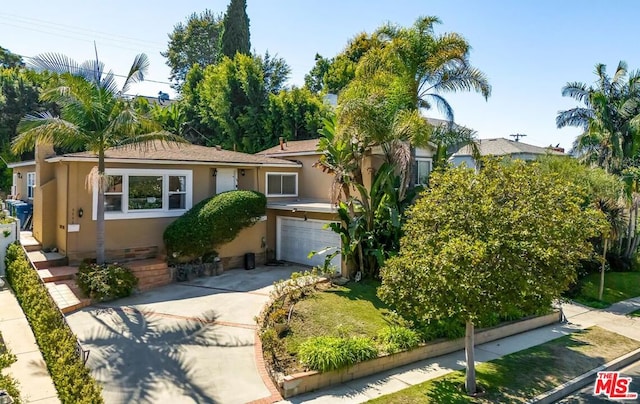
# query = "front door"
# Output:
<box><xmin>216</xmin><ymin>168</ymin><xmax>237</xmax><ymax>193</ymax></box>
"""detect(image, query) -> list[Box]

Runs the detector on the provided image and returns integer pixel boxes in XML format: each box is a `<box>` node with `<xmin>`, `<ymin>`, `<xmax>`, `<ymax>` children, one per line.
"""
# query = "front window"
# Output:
<box><xmin>26</xmin><ymin>172</ymin><xmax>36</xmax><ymax>199</ymax></box>
<box><xmin>414</xmin><ymin>159</ymin><xmax>432</xmax><ymax>185</ymax></box>
<box><xmin>93</xmin><ymin>169</ymin><xmax>192</xmax><ymax>220</ymax></box>
<box><xmin>266</xmin><ymin>173</ymin><xmax>297</xmax><ymax>197</ymax></box>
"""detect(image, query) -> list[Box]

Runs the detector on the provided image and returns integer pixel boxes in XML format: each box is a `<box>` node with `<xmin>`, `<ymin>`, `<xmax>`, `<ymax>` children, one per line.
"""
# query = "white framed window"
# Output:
<box><xmin>26</xmin><ymin>172</ymin><xmax>36</xmax><ymax>199</ymax></box>
<box><xmin>266</xmin><ymin>172</ymin><xmax>298</xmax><ymax>197</ymax></box>
<box><xmin>414</xmin><ymin>158</ymin><xmax>432</xmax><ymax>185</ymax></box>
<box><xmin>93</xmin><ymin>168</ymin><xmax>192</xmax><ymax>220</ymax></box>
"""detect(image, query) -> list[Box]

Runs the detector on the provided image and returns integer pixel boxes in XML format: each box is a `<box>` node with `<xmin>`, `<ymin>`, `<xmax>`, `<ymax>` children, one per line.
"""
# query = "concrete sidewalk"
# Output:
<box><xmin>0</xmin><ymin>286</ymin><xmax>59</xmax><ymax>403</ymax></box>
<box><xmin>279</xmin><ymin>298</ymin><xmax>640</xmax><ymax>403</ymax></box>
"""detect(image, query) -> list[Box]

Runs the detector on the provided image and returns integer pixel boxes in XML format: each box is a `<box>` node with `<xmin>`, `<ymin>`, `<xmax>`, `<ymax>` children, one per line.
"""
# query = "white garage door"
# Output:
<box><xmin>277</xmin><ymin>216</ymin><xmax>341</xmax><ymax>268</ymax></box>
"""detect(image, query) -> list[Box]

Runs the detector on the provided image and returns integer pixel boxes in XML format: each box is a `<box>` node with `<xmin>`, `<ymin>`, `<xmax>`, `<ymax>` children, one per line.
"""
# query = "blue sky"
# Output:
<box><xmin>0</xmin><ymin>1</ymin><xmax>638</xmax><ymax>151</ymax></box>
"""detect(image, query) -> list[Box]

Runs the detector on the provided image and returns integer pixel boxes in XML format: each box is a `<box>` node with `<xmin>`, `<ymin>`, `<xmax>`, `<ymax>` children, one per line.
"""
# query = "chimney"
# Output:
<box><xmin>279</xmin><ymin>137</ymin><xmax>284</xmax><ymax>150</ymax></box>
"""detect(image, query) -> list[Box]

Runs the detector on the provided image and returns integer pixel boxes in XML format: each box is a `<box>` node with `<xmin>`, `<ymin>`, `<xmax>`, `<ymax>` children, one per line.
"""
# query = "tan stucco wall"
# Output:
<box><xmin>10</xmin><ymin>165</ymin><xmax>35</xmax><ymax>201</ymax></box>
<box><xmin>46</xmin><ymin>160</ymin><xmax>268</xmax><ymax>261</ymax></box>
<box><xmin>217</xmin><ymin>220</ymin><xmax>266</xmax><ymax>259</ymax></box>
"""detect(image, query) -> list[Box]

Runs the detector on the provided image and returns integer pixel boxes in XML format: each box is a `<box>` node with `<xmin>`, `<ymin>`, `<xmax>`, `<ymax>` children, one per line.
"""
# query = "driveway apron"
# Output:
<box><xmin>65</xmin><ymin>266</ymin><xmax>302</xmax><ymax>404</ymax></box>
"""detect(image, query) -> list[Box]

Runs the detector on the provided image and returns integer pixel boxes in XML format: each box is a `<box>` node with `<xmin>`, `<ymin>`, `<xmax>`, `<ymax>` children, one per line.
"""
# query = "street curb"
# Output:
<box><xmin>528</xmin><ymin>346</ymin><xmax>640</xmax><ymax>403</ymax></box>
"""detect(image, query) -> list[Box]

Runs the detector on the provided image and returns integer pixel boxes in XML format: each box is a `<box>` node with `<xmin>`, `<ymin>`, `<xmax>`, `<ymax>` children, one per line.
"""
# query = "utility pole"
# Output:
<box><xmin>510</xmin><ymin>133</ymin><xmax>527</xmax><ymax>142</ymax></box>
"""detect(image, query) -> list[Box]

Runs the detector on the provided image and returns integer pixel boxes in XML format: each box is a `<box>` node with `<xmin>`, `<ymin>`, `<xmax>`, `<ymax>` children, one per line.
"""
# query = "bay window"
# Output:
<box><xmin>93</xmin><ymin>169</ymin><xmax>192</xmax><ymax>220</ymax></box>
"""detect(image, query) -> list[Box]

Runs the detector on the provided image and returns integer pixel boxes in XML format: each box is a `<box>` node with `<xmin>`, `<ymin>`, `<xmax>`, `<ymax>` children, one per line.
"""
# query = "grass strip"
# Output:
<box><xmin>573</xmin><ymin>272</ymin><xmax>640</xmax><ymax>308</ymax></box>
<box><xmin>369</xmin><ymin>326</ymin><xmax>640</xmax><ymax>403</ymax></box>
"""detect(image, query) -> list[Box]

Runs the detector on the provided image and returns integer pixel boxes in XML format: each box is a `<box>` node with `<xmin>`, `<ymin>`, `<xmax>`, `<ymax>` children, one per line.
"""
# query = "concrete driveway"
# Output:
<box><xmin>65</xmin><ymin>265</ymin><xmax>305</xmax><ymax>404</ymax></box>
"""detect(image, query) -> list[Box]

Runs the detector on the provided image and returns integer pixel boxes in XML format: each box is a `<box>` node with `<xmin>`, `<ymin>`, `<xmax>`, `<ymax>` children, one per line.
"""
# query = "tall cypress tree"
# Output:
<box><xmin>221</xmin><ymin>0</ymin><xmax>250</xmax><ymax>58</ymax></box>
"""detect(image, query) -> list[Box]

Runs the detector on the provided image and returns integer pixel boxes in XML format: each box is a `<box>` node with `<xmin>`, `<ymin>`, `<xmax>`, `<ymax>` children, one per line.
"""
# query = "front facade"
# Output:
<box><xmin>9</xmin><ymin>136</ymin><xmax>436</xmax><ymax>273</ymax></box>
<box><xmin>9</xmin><ymin>141</ymin><xmax>300</xmax><ymax>267</ymax></box>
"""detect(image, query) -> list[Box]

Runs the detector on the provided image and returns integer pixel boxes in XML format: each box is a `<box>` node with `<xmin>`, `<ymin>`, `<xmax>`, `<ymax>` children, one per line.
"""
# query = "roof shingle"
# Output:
<box><xmin>46</xmin><ymin>140</ymin><xmax>299</xmax><ymax>166</ymax></box>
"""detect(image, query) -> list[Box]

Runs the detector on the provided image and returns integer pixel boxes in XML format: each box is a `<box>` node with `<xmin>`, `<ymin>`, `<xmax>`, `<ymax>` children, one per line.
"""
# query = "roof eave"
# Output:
<box><xmin>44</xmin><ymin>156</ymin><xmax>301</xmax><ymax>167</ymax></box>
<box><xmin>6</xmin><ymin>160</ymin><xmax>36</xmax><ymax>168</ymax></box>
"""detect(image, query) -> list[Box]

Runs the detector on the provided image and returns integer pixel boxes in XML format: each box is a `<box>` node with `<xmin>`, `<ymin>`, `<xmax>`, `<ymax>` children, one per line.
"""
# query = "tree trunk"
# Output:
<box><xmin>465</xmin><ymin>320</ymin><xmax>476</xmax><ymax>395</ymax></box>
<box><xmin>599</xmin><ymin>237</ymin><xmax>608</xmax><ymax>301</ymax></box>
<box><xmin>624</xmin><ymin>202</ymin><xmax>637</xmax><ymax>258</ymax></box>
<box><xmin>96</xmin><ymin>149</ymin><xmax>106</xmax><ymax>265</ymax></box>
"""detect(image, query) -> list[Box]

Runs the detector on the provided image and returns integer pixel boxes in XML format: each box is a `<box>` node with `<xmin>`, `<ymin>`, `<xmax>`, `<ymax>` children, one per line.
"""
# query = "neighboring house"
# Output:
<box><xmin>449</xmin><ymin>137</ymin><xmax>565</xmax><ymax>169</ymax></box>
<box><xmin>258</xmin><ymin>138</ymin><xmax>436</xmax><ymax>270</ymax></box>
<box><xmin>7</xmin><ymin>141</ymin><xmax>300</xmax><ymax>269</ymax></box>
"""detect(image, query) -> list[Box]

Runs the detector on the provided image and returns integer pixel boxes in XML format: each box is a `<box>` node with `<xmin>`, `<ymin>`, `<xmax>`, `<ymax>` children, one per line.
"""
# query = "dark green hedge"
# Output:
<box><xmin>164</xmin><ymin>190</ymin><xmax>266</xmax><ymax>262</ymax></box>
<box><xmin>5</xmin><ymin>243</ymin><xmax>103</xmax><ymax>404</ymax></box>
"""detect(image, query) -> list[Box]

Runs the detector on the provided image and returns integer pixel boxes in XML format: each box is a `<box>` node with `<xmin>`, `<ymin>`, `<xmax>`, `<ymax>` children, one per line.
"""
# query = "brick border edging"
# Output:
<box><xmin>527</xmin><ymin>347</ymin><xmax>640</xmax><ymax>404</ymax></box>
<box><xmin>247</xmin><ymin>329</ymin><xmax>283</xmax><ymax>404</ymax></box>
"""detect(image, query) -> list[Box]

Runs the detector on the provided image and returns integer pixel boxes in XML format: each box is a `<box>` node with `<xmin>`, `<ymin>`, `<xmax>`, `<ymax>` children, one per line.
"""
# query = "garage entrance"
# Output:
<box><xmin>276</xmin><ymin>216</ymin><xmax>341</xmax><ymax>268</ymax></box>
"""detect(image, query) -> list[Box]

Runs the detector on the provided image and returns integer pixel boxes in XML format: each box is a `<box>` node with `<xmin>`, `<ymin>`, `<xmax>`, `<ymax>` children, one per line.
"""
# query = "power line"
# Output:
<box><xmin>0</xmin><ymin>12</ymin><xmax>165</xmax><ymax>49</ymax></box>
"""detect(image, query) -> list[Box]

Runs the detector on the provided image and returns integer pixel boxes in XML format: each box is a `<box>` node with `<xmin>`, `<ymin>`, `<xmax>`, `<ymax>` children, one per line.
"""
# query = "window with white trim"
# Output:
<box><xmin>266</xmin><ymin>173</ymin><xmax>297</xmax><ymax>197</ymax></box>
<box><xmin>93</xmin><ymin>168</ymin><xmax>192</xmax><ymax>220</ymax></box>
<box><xmin>26</xmin><ymin>172</ymin><xmax>36</xmax><ymax>199</ymax></box>
<box><xmin>414</xmin><ymin>158</ymin><xmax>432</xmax><ymax>185</ymax></box>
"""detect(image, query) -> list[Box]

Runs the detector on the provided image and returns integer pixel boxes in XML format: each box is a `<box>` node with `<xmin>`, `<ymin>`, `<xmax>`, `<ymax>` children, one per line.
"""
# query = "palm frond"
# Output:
<box><xmin>13</xmin><ymin>112</ymin><xmax>84</xmax><ymax>154</ymax></box>
<box><xmin>422</xmin><ymin>93</ymin><xmax>454</xmax><ymax>123</ymax></box>
<box><xmin>28</xmin><ymin>53</ymin><xmax>81</xmax><ymax>76</ymax></box>
<box><xmin>556</xmin><ymin>107</ymin><xmax>594</xmax><ymax>129</ymax></box>
<box><xmin>561</xmin><ymin>82</ymin><xmax>592</xmax><ymax>105</ymax></box>
<box><xmin>121</xmin><ymin>53</ymin><xmax>150</xmax><ymax>94</ymax></box>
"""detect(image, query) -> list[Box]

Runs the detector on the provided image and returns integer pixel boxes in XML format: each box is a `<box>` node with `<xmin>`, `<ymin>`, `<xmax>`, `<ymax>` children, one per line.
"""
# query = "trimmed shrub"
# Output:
<box><xmin>298</xmin><ymin>336</ymin><xmax>378</xmax><ymax>372</ymax></box>
<box><xmin>164</xmin><ymin>190</ymin><xmax>266</xmax><ymax>262</ymax></box>
<box><xmin>377</xmin><ymin>326</ymin><xmax>420</xmax><ymax>354</ymax></box>
<box><xmin>76</xmin><ymin>262</ymin><xmax>138</xmax><ymax>301</ymax></box>
<box><xmin>5</xmin><ymin>243</ymin><xmax>103</xmax><ymax>403</ymax></box>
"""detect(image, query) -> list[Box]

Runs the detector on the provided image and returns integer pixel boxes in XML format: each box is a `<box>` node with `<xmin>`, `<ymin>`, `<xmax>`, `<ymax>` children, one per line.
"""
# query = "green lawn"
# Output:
<box><xmin>573</xmin><ymin>272</ymin><xmax>640</xmax><ymax>308</ymax></box>
<box><xmin>368</xmin><ymin>326</ymin><xmax>640</xmax><ymax>403</ymax></box>
<box><xmin>284</xmin><ymin>279</ymin><xmax>396</xmax><ymax>356</ymax></box>
<box><xmin>0</xmin><ymin>332</ymin><xmax>20</xmax><ymax>403</ymax></box>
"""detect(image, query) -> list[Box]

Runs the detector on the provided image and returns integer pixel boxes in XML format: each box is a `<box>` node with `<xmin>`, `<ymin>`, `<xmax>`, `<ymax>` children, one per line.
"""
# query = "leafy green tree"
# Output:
<box><xmin>378</xmin><ymin>159</ymin><xmax>604</xmax><ymax>395</ymax></box>
<box><xmin>196</xmin><ymin>52</ymin><xmax>290</xmax><ymax>152</ymax></box>
<box><xmin>221</xmin><ymin>0</ymin><xmax>250</xmax><ymax>58</ymax></box>
<box><xmin>162</xmin><ymin>10</ymin><xmax>224</xmax><ymax>89</ymax></box>
<box><xmin>267</xmin><ymin>87</ymin><xmax>328</xmax><ymax>141</ymax></box>
<box><xmin>304</xmin><ymin>33</ymin><xmax>380</xmax><ymax>94</ymax></box>
<box><xmin>12</xmin><ymin>53</ymin><xmax>184</xmax><ymax>264</ymax></box>
<box><xmin>0</xmin><ymin>46</ymin><xmax>24</xmax><ymax>68</ymax></box>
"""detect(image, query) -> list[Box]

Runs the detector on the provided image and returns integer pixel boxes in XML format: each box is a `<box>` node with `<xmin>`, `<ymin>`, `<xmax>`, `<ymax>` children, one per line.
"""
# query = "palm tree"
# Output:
<box><xmin>360</xmin><ymin>16</ymin><xmax>491</xmax><ymax>122</ymax></box>
<box><xmin>594</xmin><ymin>198</ymin><xmax>627</xmax><ymax>300</ymax></box>
<box><xmin>338</xmin><ymin>16</ymin><xmax>490</xmax><ymax>190</ymax></box>
<box><xmin>12</xmin><ymin>53</ymin><xmax>184</xmax><ymax>264</ymax></box>
<box><xmin>557</xmin><ymin>61</ymin><xmax>640</xmax><ymax>174</ymax></box>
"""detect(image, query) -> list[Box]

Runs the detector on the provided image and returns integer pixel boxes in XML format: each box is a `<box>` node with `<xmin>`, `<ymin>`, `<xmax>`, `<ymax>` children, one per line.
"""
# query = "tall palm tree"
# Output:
<box><xmin>557</xmin><ymin>61</ymin><xmax>640</xmax><ymax>174</ymax></box>
<box><xmin>338</xmin><ymin>16</ymin><xmax>490</xmax><ymax>190</ymax></box>
<box><xmin>12</xmin><ymin>52</ymin><xmax>184</xmax><ymax>264</ymax></box>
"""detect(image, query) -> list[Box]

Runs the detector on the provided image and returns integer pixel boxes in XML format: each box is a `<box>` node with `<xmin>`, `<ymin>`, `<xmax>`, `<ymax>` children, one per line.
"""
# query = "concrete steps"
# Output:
<box><xmin>19</xmin><ymin>231</ymin><xmax>42</xmax><ymax>252</ymax></box>
<box><xmin>37</xmin><ymin>266</ymin><xmax>78</xmax><ymax>283</ymax></box>
<box><xmin>26</xmin><ymin>251</ymin><xmax>68</xmax><ymax>269</ymax></box>
<box><xmin>45</xmin><ymin>280</ymin><xmax>91</xmax><ymax>314</ymax></box>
